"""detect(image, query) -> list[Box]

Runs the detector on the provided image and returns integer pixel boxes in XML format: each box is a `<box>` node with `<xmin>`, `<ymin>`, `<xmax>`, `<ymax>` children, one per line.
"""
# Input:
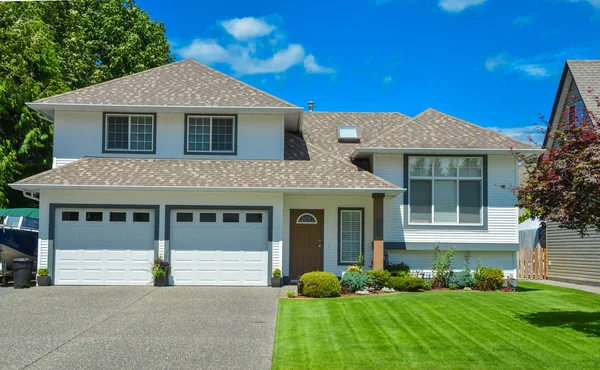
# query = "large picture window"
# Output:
<box><xmin>408</xmin><ymin>157</ymin><xmax>483</xmax><ymax>225</ymax></box>
<box><xmin>339</xmin><ymin>209</ymin><xmax>363</xmax><ymax>264</ymax></box>
<box><xmin>105</xmin><ymin>114</ymin><xmax>154</xmax><ymax>152</ymax></box>
<box><xmin>186</xmin><ymin>115</ymin><xmax>235</xmax><ymax>153</ymax></box>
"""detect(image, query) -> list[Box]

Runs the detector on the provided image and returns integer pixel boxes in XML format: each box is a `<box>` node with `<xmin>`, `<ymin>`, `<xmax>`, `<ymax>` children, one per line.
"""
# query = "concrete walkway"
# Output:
<box><xmin>0</xmin><ymin>285</ymin><xmax>289</xmax><ymax>370</ymax></box>
<box><xmin>526</xmin><ymin>279</ymin><xmax>600</xmax><ymax>295</ymax></box>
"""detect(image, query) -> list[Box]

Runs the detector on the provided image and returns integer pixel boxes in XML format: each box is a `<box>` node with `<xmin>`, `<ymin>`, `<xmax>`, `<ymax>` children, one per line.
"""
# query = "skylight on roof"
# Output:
<box><xmin>338</xmin><ymin>126</ymin><xmax>360</xmax><ymax>143</ymax></box>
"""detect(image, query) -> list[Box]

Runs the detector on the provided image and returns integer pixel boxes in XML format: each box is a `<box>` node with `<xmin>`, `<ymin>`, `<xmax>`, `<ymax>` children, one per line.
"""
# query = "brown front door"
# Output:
<box><xmin>290</xmin><ymin>210</ymin><xmax>324</xmax><ymax>280</ymax></box>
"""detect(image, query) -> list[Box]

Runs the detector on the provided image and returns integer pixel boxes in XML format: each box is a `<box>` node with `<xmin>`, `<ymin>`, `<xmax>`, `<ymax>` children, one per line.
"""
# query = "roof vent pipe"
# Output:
<box><xmin>308</xmin><ymin>101</ymin><xmax>314</xmax><ymax>112</ymax></box>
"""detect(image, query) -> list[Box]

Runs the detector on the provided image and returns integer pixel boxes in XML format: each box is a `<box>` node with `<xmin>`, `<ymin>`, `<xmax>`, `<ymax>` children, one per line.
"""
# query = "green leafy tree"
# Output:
<box><xmin>0</xmin><ymin>0</ymin><xmax>173</xmax><ymax>207</ymax></box>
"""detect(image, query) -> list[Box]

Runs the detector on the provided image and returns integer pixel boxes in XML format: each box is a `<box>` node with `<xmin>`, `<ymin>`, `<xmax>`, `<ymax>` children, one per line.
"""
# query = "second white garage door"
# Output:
<box><xmin>170</xmin><ymin>209</ymin><xmax>269</xmax><ymax>286</ymax></box>
<box><xmin>54</xmin><ymin>208</ymin><xmax>155</xmax><ymax>285</ymax></box>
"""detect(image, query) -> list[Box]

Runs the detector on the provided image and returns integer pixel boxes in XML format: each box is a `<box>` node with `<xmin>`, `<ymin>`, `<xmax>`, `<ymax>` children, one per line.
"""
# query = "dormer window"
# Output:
<box><xmin>185</xmin><ymin>115</ymin><xmax>237</xmax><ymax>155</ymax></box>
<box><xmin>104</xmin><ymin>113</ymin><xmax>155</xmax><ymax>153</ymax></box>
<box><xmin>338</xmin><ymin>125</ymin><xmax>360</xmax><ymax>143</ymax></box>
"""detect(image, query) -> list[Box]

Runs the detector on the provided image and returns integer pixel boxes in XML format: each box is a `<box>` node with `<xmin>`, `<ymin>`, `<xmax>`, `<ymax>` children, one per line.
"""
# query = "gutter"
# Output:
<box><xmin>351</xmin><ymin>147</ymin><xmax>546</xmax><ymax>159</ymax></box>
<box><xmin>9</xmin><ymin>183</ymin><xmax>406</xmax><ymax>196</ymax></box>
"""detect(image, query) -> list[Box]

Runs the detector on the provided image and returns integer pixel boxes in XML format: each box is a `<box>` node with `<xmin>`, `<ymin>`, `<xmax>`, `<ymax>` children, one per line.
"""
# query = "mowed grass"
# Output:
<box><xmin>272</xmin><ymin>282</ymin><xmax>600</xmax><ymax>370</ymax></box>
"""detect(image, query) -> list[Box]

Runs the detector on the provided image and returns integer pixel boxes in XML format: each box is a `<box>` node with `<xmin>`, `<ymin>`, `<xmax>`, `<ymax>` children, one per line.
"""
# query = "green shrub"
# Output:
<box><xmin>386</xmin><ymin>262</ymin><xmax>411</xmax><ymax>277</ymax></box>
<box><xmin>152</xmin><ymin>258</ymin><xmax>170</xmax><ymax>279</ymax></box>
<box><xmin>449</xmin><ymin>283</ymin><xmax>458</xmax><ymax>290</ymax></box>
<box><xmin>432</xmin><ymin>243</ymin><xmax>455</xmax><ymax>288</ymax></box>
<box><xmin>299</xmin><ymin>271</ymin><xmax>341</xmax><ymax>298</ymax></box>
<box><xmin>451</xmin><ymin>270</ymin><xmax>475</xmax><ymax>288</ymax></box>
<box><xmin>474</xmin><ymin>266</ymin><xmax>505</xmax><ymax>291</ymax></box>
<box><xmin>273</xmin><ymin>268</ymin><xmax>282</xmax><ymax>278</ymax></box>
<box><xmin>346</xmin><ymin>265</ymin><xmax>363</xmax><ymax>273</ymax></box>
<box><xmin>37</xmin><ymin>268</ymin><xmax>49</xmax><ymax>276</ymax></box>
<box><xmin>286</xmin><ymin>290</ymin><xmax>296</xmax><ymax>298</ymax></box>
<box><xmin>423</xmin><ymin>280</ymin><xmax>432</xmax><ymax>290</ymax></box>
<box><xmin>387</xmin><ymin>276</ymin><xmax>425</xmax><ymax>292</ymax></box>
<box><xmin>341</xmin><ymin>272</ymin><xmax>369</xmax><ymax>293</ymax></box>
<box><xmin>366</xmin><ymin>269</ymin><xmax>391</xmax><ymax>289</ymax></box>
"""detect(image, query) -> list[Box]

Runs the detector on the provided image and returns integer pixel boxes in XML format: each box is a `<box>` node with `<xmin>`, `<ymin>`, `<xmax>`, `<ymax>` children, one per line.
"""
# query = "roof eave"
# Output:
<box><xmin>351</xmin><ymin>147</ymin><xmax>545</xmax><ymax>159</ymax></box>
<box><xmin>9</xmin><ymin>183</ymin><xmax>405</xmax><ymax>196</ymax></box>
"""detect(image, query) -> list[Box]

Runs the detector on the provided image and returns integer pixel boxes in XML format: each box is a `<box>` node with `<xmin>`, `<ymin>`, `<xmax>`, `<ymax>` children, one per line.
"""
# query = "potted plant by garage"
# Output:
<box><xmin>152</xmin><ymin>258</ymin><xmax>170</xmax><ymax>287</ymax></box>
<box><xmin>271</xmin><ymin>268</ymin><xmax>282</xmax><ymax>287</ymax></box>
<box><xmin>36</xmin><ymin>268</ymin><xmax>51</xmax><ymax>286</ymax></box>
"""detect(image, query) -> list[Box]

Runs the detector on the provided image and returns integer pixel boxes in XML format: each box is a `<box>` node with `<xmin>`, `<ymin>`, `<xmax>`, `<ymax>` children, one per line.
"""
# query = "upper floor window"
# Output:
<box><xmin>105</xmin><ymin>114</ymin><xmax>154</xmax><ymax>153</ymax></box>
<box><xmin>186</xmin><ymin>115</ymin><xmax>236</xmax><ymax>154</ymax></box>
<box><xmin>408</xmin><ymin>157</ymin><xmax>483</xmax><ymax>225</ymax></box>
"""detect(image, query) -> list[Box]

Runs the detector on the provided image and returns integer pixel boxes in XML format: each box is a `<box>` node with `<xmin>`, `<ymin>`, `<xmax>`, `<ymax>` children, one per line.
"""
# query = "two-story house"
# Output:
<box><xmin>11</xmin><ymin>59</ymin><xmax>541</xmax><ymax>286</ymax></box>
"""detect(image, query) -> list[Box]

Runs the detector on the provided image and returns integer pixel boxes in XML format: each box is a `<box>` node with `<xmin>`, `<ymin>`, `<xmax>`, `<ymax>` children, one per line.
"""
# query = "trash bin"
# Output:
<box><xmin>13</xmin><ymin>258</ymin><xmax>33</xmax><ymax>289</ymax></box>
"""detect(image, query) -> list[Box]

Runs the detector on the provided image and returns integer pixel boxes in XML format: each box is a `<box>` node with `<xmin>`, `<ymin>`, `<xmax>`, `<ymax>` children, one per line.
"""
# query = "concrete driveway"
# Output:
<box><xmin>0</xmin><ymin>285</ymin><xmax>287</xmax><ymax>369</ymax></box>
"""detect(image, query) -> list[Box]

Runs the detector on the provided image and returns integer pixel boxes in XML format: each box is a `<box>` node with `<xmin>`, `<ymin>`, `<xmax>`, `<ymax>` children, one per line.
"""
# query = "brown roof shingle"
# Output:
<box><xmin>365</xmin><ymin>108</ymin><xmax>537</xmax><ymax>150</ymax></box>
<box><xmin>14</xmin><ymin>133</ymin><xmax>399</xmax><ymax>190</ymax></box>
<box><xmin>33</xmin><ymin>59</ymin><xmax>297</xmax><ymax>108</ymax></box>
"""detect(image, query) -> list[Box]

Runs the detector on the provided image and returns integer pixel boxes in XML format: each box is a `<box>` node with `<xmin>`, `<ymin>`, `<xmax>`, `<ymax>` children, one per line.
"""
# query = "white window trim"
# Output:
<box><xmin>408</xmin><ymin>156</ymin><xmax>484</xmax><ymax>226</ymax></box>
<box><xmin>339</xmin><ymin>209</ymin><xmax>362</xmax><ymax>264</ymax></box>
<box><xmin>105</xmin><ymin>114</ymin><xmax>154</xmax><ymax>152</ymax></box>
<box><xmin>186</xmin><ymin>115</ymin><xmax>236</xmax><ymax>153</ymax></box>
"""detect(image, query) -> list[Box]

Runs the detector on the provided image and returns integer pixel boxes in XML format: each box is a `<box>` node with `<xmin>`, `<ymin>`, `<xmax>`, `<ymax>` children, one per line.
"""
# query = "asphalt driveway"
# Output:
<box><xmin>0</xmin><ymin>285</ymin><xmax>287</xmax><ymax>369</ymax></box>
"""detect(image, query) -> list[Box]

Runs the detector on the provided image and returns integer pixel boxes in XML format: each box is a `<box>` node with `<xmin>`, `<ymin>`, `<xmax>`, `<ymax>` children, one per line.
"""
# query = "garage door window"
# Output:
<box><xmin>133</xmin><ymin>212</ymin><xmax>150</xmax><ymax>222</ymax></box>
<box><xmin>62</xmin><ymin>211</ymin><xmax>79</xmax><ymax>221</ymax></box>
<box><xmin>223</xmin><ymin>213</ymin><xmax>239</xmax><ymax>223</ymax></box>
<box><xmin>86</xmin><ymin>212</ymin><xmax>103</xmax><ymax>222</ymax></box>
<box><xmin>200</xmin><ymin>213</ymin><xmax>216</xmax><ymax>222</ymax></box>
<box><xmin>110</xmin><ymin>212</ymin><xmax>127</xmax><ymax>222</ymax></box>
<box><xmin>246</xmin><ymin>213</ymin><xmax>262</xmax><ymax>223</ymax></box>
<box><xmin>177</xmin><ymin>213</ymin><xmax>193</xmax><ymax>222</ymax></box>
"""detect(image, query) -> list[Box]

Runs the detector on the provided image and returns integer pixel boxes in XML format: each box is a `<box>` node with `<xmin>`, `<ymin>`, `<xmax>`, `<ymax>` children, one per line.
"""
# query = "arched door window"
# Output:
<box><xmin>296</xmin><ymin>213</ymin><xmax>318</xmax><ymax>224</ymax></box>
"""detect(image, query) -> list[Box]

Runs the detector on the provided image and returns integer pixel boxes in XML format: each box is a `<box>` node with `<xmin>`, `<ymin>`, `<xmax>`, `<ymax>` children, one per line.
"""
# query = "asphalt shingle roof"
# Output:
<box><xmin>567</xmin><ymin>60</ymin><xmax>600</xmax><ymax>113</ymax></box>
<box><xmin>364</xmin><ymin>108</ymin><xmax>537</xmax><ymax>150</ymax></box>
<box><xmin>302</xmin><ymin>112</ymin><xmax>410</xmax><ymax>159</ymax></box>
<box><xmin>14</xmin><ymin>133</ymin><xmax>399</xmax><ymax>190</ymax></box>
<box><xmin>33</xmin><ymin>59</ymin><xmax>297</xmax><ymax>108</ymax></box>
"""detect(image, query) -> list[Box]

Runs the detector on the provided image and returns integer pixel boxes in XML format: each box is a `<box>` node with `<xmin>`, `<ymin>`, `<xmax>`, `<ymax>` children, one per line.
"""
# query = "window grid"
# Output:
<box><xmin>340</xmin><ymin>210</ymin><xmax>362</xmax><ymax>264</ymax></box>
<box><xmin>106</xmin><ymin>114</ymin><xmax>153</xmax><ymax>152</ymax></box>
<box><xmin>408</xmin><ymin>157</ymin><xmax>483</xmax><ymax>226</ymax></box>
<box><xmin>187</xmin><ymin>116</ymin><xmax>235</xmax><ymax>153</ymax></box>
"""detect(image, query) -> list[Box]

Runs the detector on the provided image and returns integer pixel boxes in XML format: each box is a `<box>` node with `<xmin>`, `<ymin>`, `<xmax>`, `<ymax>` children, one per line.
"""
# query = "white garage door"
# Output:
<box><xmin>170</xmin><ymin>209</ymin><xmax>268</xmax><ymax>286</ymax></box>
<box><xmin>54</xmin><ymin>208</ymin><xmax>155</xmax><ymax>285</ymax></box>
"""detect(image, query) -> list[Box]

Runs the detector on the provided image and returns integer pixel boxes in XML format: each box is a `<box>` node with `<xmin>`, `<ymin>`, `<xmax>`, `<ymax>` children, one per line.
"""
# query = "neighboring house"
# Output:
<box><xmin>10</xmin><ymin>59</ymin><xmax>540</xmax><ymax>286</ymax></box>
<box><xmin>542</xmin><ymin>60</ymin><xmax>600</xmax><ymax>286</ymax></box>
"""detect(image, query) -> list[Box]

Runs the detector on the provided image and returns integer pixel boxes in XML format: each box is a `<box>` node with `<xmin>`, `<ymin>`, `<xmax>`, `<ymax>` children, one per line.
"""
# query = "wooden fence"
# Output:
<box><xmin>518</xmin><ymin>247</ymin><xmax>547</xmax><ymax>280</ymax></box>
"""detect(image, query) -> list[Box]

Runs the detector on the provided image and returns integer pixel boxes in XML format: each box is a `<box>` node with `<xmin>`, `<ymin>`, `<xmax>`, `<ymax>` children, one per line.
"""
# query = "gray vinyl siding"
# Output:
<box><xmin>546</xmin><ymin>222</ymin><xmax>600</xmax><ymax>286</ymax></box>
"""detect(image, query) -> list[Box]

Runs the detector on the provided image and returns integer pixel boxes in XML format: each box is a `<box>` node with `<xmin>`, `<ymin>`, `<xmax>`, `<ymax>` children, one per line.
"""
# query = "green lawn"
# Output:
<box><xmin>272</xmin><ymin>282</ymin><xmax>600</xmax><ymax>370</ymax></box>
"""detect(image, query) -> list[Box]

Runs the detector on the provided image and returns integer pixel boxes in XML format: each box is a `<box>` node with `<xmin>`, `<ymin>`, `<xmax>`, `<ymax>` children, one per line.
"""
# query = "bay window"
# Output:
<box><xmin>408</xmin><ymin>157</ymin><xmax>483</xmax><ymax>225</ymax></box>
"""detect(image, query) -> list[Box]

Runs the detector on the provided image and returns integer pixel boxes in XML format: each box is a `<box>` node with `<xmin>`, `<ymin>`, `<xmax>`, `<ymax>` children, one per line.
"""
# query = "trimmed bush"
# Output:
<box><xmin>386</xmin><ymin>262</ymin><xmax>411</xmax><ymax>277</ymax></box>
<box><xmin>387</xmin><ymin>276</ymin><xmax>425</xmax><ymax>292</ymax></box>
<box><xmin>299</xmin><ymin>271</ymin><xmax>341</xmax><ymax>298</ymax></box>
<box><xmin>423</xmin><ymin>280</ymin><xmax>432</xmax><ymax>291</ymax></box>
<box><xmin>474</xmin><ymin>266</ymin><xmax>505</xmax><ymax>291</ymax></box>
<box><xmin>451</xmin><ymin>270</ymin><xmax>475</xmax><ymax>288</ymax></box>
<box><xmin>366</xmin><ymin>269</ymin><xmax>391</xmax><ymax>289</ymax></box>
<box><xmin>341</xmin><ymin>272</ymin><xmax>369</xmax><ymax>293</ymax></box>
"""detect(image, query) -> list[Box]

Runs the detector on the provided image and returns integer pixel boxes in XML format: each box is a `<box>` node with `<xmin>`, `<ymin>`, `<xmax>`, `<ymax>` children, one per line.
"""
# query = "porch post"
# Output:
<box><xmin>372</xmin><ymin>193</ymin><xmax>385</xmax><ymax>270</ymax></box>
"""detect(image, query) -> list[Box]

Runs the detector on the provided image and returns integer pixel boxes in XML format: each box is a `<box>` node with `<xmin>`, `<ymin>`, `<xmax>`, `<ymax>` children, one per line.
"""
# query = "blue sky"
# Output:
<box><xmin>138</xmin><ymin>0</ymin><xmax>600</xmax><ymax>144</ymax></box>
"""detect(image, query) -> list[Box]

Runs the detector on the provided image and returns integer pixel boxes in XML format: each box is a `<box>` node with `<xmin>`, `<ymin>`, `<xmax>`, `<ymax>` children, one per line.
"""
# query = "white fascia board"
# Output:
<box><xmin>10</xmin><ymin>183</ymin><xmax>405</xmax><ymax>196</ymax></box>
<box><xmin>26</xmin><ymin>102</ymin><xmax>303</xmax><ymax>115</ymax></box>
<box><xmin>351</xmin><ymin>147</ymin><xmax>545</xmax><ymax>158</ymax></box>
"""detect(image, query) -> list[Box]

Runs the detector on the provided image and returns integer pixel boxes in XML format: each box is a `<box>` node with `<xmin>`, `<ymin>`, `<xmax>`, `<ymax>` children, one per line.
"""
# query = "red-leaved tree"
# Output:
<box><xmin>515</xmin><ymin>90</ymin><xmax>600</xmax><ymax>236</ymax></box>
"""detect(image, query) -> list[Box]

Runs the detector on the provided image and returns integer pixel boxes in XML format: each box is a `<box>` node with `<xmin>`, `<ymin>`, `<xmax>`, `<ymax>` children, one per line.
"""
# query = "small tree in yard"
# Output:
<box><xmin>515</xmin><ymin>90</ymin><xmax>600</xmax><ymax>237</ymax></box>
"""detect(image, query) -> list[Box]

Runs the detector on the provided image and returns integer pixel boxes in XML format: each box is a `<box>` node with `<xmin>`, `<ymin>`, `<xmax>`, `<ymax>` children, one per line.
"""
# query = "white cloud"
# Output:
<box><xmin>220</xmin><ymin>17</ymin><xmax>275</xmax><ymax>41</ymax></box>
<box><xmin>303</xmin><ymin>55</ymin><xmax>335</xmax><ymax>74</ymax></box>
<box><xmin>512</xmin><ymin>15</ymin><xmax>534</xmax><ymax>28</ymax></box>
<box><xmin>484</xmin><ymin>46</ymin><xmax>597</xmax><ymax>78</ymax></box>
<box><xmin>383</xmin><ymin>76</ymin><xmax>393</xmax><ymax>84</ymax></box>
<box><xmin>178</xmin><ymin>15</ymin><xmax>333</xmax><ymax>76</ymax></box>
<box><xmin>179</xmin><ymin>40</ymin><xmax>306</xmax><ymax>75</ymax></box>
<box><xmin>488</xmin><ymin>125</ymin><xmax>545</xmax><ymax>146</ymax></box>
<box><xmin>439</xmin><ymin>0</ymin><xmax>487</xmax><ymax>12</ymax></box>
